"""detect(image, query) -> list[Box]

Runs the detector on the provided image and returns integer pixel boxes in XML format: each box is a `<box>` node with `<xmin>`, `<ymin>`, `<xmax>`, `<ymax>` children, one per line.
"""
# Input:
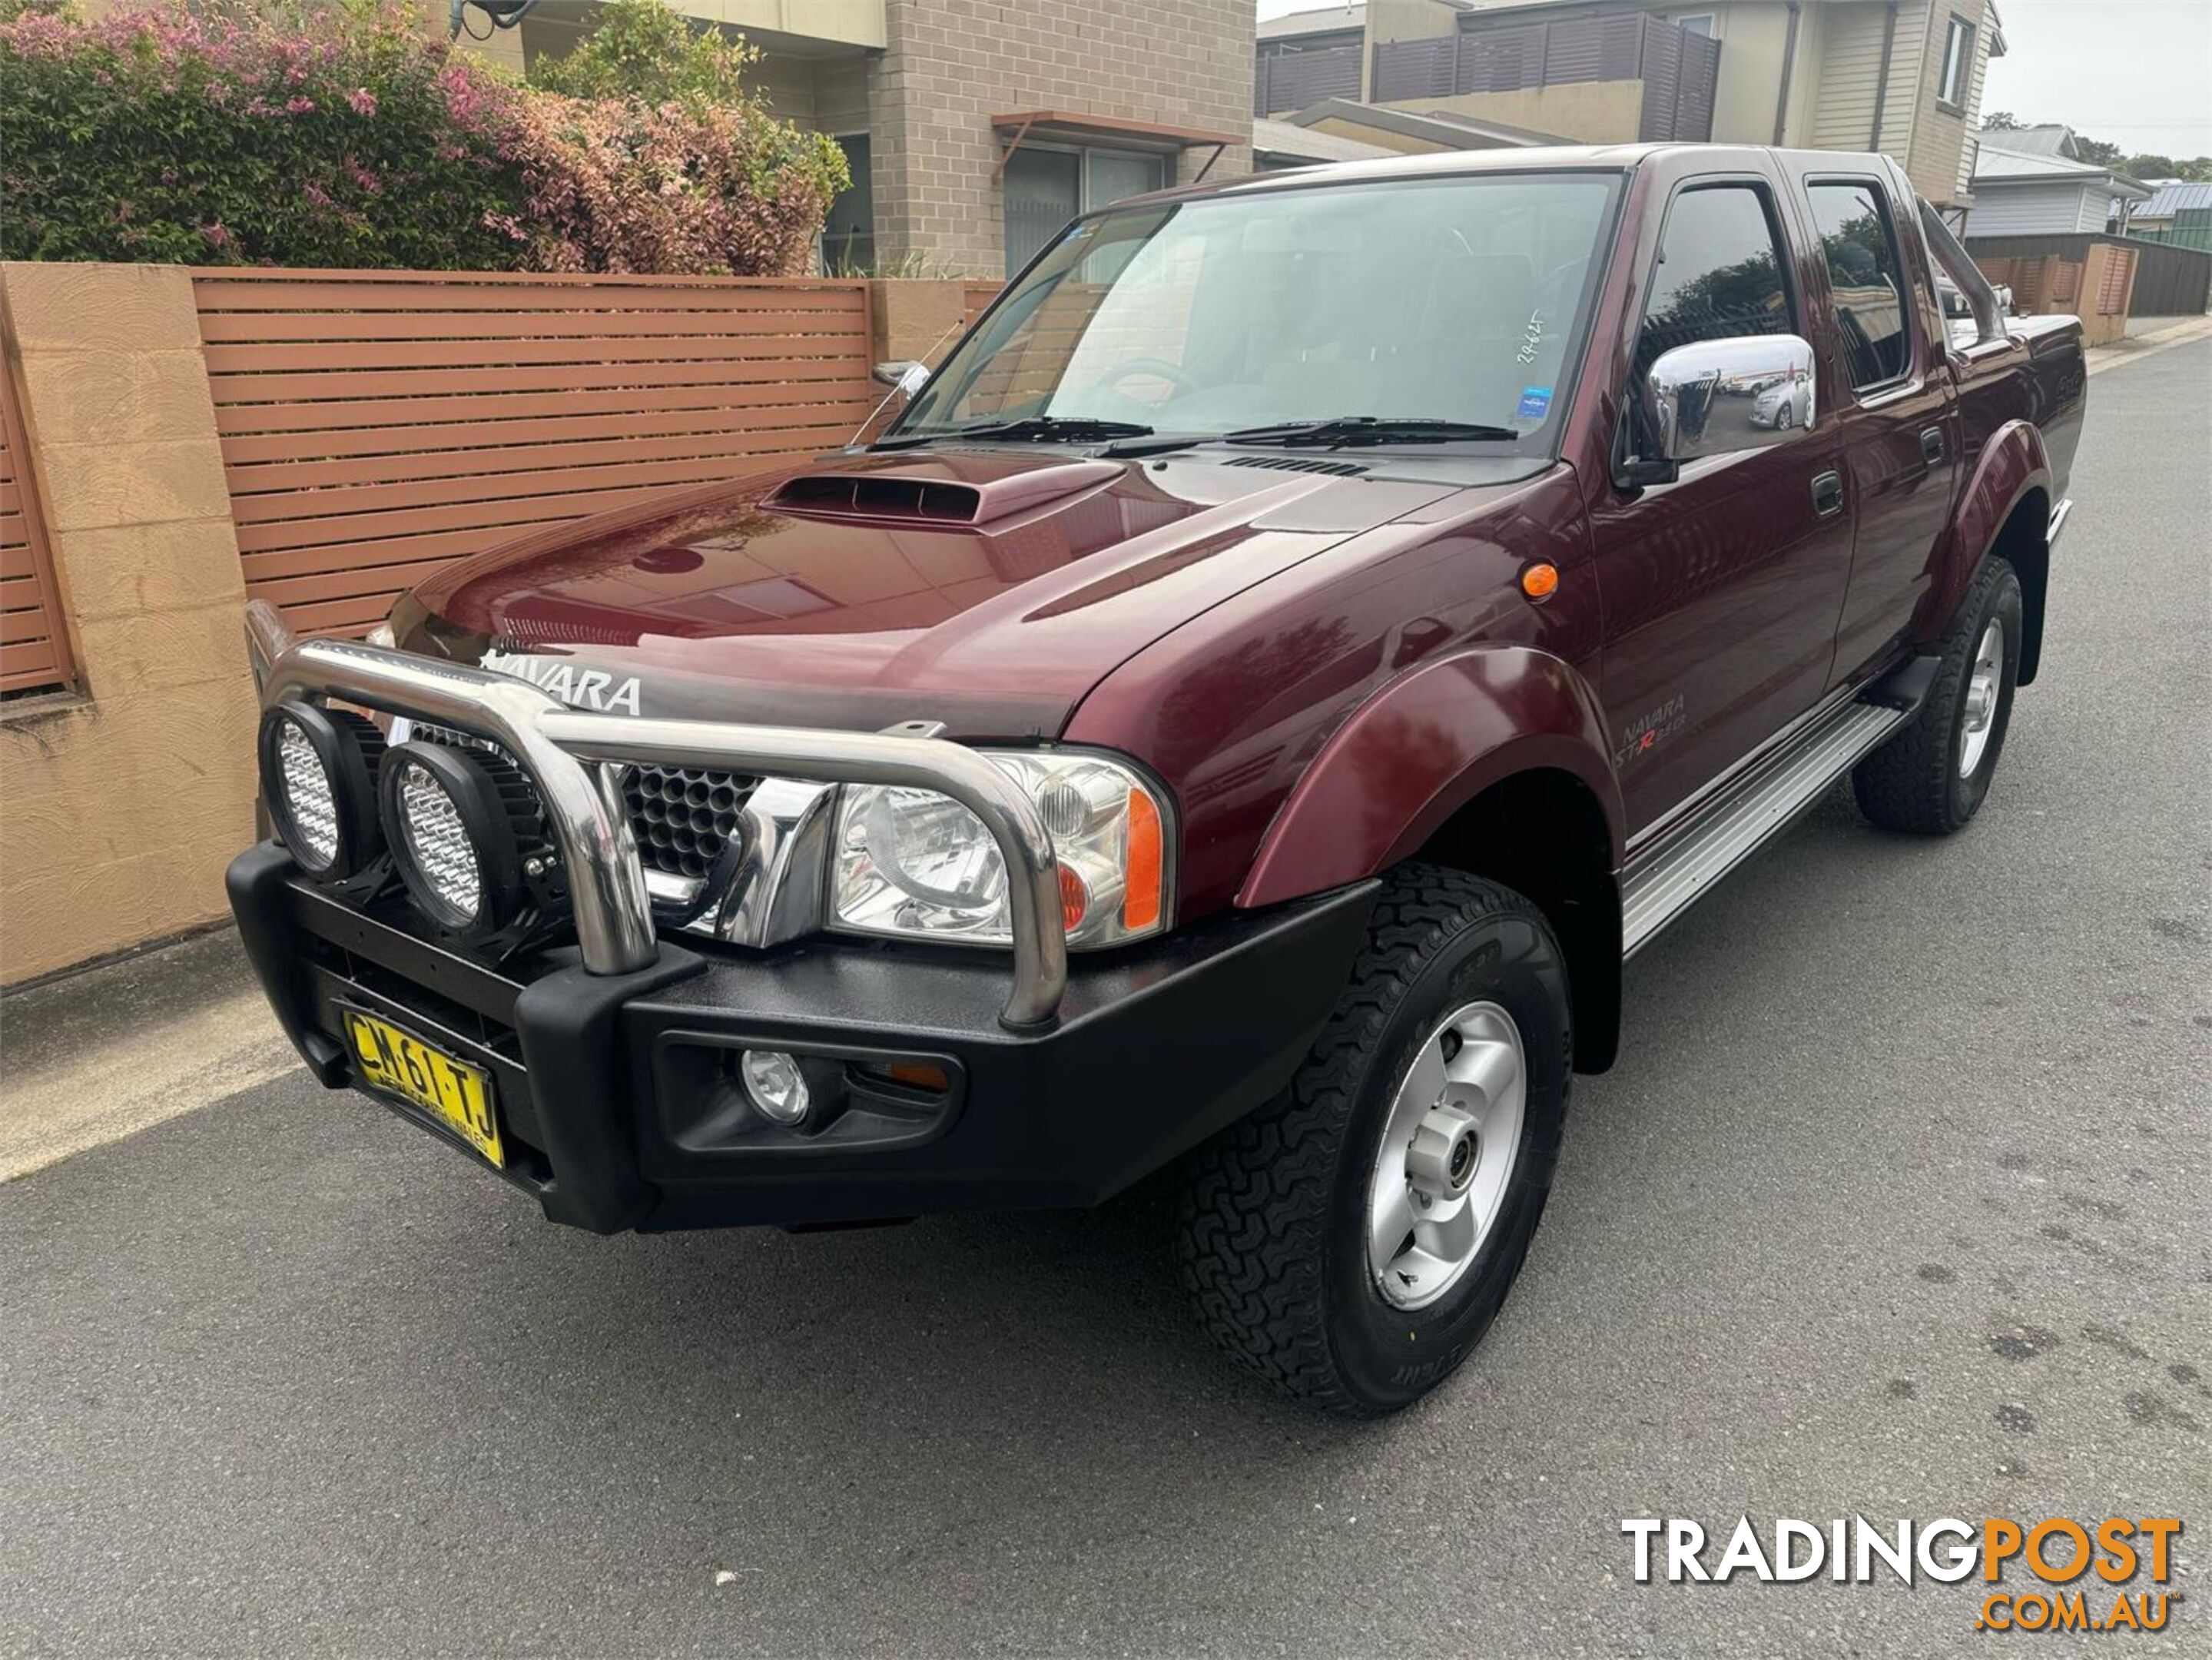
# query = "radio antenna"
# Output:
<box><xmin>849</xmin><ymin>316</ymin><xmax>968</xmax><ymax>447</ymax></box>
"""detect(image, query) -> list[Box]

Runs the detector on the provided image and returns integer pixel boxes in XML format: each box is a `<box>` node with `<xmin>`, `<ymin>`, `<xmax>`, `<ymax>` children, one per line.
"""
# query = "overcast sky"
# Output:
<box><xmin>1255</xmin><ymin>0</ymin><xmax>2212</xmax><ymax>159</ymax></box>
<box><xmin>1982</xmin><ymin>0</ymin><xmax>2212</xmax><ymax>158</ymax></box>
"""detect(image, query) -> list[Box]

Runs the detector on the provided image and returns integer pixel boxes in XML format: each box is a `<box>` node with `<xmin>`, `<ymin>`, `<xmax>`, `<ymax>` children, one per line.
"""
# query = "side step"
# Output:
<box><xmin>1620</xmin><ymin>693</ymin><xmax>1918</xmax><ymax>959</ymax></box>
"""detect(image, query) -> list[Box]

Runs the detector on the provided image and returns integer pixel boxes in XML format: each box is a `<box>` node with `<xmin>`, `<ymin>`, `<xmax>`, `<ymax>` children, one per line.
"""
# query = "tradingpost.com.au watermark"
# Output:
<box><xmin>1623</xmin><ymin>1516</ymin><xmax>2183</xmax><ymax>1634</ymax></box>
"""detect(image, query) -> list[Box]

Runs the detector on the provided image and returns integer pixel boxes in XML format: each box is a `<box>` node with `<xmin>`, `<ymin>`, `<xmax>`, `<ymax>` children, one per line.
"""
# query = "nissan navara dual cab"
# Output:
<box><xmin>233</xmin><ymin>145</ymin><xmax>2083</xmax><ymax>1416</ymax></box>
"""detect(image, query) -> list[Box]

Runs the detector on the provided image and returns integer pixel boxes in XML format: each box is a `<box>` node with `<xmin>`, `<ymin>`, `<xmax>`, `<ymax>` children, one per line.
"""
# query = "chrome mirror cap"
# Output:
<box><xmin>1635</xmin><ymin>333</ymin><xmax>1817</xmax><ymax>466</ymax></box>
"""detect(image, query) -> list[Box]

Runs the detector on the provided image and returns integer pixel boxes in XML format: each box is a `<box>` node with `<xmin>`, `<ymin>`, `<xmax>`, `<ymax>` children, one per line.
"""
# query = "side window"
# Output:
<box><xmin>1808</xmin><ymin>181</ymin><xmax>1913</xmax><ymax>390</ymax></box>
<box><xmin>1634</xmin><ymin>184</ymin><xmax>1795</xmax><ymax>379</ymax></box>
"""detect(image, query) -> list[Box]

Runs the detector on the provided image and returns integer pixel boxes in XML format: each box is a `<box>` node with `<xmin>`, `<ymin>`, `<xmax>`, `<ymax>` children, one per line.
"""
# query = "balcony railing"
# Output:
<box><xmin>1254</xmin><ymin>42</ymin><xmax>1363</xmax><ymax>115</ymax></box>
<box><xmin>1371</xmin><ymin>15</ymin><xmax>1720</xmax><ymax>143</ymax></box>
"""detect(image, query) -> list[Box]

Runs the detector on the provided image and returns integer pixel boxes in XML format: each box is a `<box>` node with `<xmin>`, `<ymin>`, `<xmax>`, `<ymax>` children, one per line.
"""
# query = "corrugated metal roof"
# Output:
<box><xmin>1975</xmin><ymin>148</ymin><xmax>2094</xmax><ymax>180</ymax></box>
<box><xmin>1987</xmin><ymin>124</ymin><xmax>2075</xmax><ymax>158</ymax></box>
<box><xmin>1252</xmin><ymin>117</ymin><xmax>1398</xmax><ymax>164</ymax></box>
<box><xmin>2136</xmin><ymin>181</ymin><xmax>2212</xmax><ymax>219</ymax></box>
<box><xmin>1974</xmin><ymin>141</ymin><xmax>2151</xmax><ymax>198</ymax></box>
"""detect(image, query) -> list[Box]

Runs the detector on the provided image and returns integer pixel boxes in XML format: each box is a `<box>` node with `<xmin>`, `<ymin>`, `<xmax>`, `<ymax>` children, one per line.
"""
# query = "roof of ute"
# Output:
<box><xmin>1111</xmin><ymin>142</ymin><xmax>1919</xmax><ymax>214</ymax></box>
<box><xmin>1122</xmin><ymin>141</ymin><xmax>1759</xmax><ymax>210</ymax></box>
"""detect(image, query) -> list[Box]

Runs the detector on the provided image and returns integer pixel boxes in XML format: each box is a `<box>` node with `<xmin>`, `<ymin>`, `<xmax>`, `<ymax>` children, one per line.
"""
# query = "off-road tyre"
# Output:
<box><xmin>1853</xmin><ymin>555</ymin><xmax>2024</xmax><ymax>835</ymax></box>
<box><xmin>1176</xmin><ymin>865</ymin><xmax>1571</xmax><ymax>1418</ymax></box>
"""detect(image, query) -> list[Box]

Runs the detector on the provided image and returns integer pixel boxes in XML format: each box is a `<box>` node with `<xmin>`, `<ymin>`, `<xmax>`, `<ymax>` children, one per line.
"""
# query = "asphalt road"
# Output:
<box><xmin>3</xmin><ymin>340</ymin><xmax>2207</xmax><ymax>1659</ymax></box>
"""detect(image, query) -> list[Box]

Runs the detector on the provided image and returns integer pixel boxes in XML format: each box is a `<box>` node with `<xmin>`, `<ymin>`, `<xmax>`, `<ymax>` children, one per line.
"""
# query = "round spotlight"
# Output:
<box><xmin>257</xmin><ymin>702</ymin><xmax>383</xmax><ymax>881</ymax></box>
<box><xmin>738</xmin><ymin>1049</ymin><xmax>810</xmax><ymax>1126</ymax></box>
<box><xmin>376</xmin><ymin>741</ymin><xmax>522</xmax><ymax>936</ymax></box>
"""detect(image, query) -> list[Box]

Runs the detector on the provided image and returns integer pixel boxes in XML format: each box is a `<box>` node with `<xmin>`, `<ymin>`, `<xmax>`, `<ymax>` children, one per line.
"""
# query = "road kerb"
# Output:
<box><xmin>2088</xmin><ymin>314</ymin><xmax>2212</xmax><ymax>374</ymax></box>
<box><xmin>0</xmin><ymin>989</ymin><xmax>292</xmax><ymax>1182</ymax></box>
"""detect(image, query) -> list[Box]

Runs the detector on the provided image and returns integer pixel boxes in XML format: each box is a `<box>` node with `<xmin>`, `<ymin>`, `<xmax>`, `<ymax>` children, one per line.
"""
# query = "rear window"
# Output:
<box><xmin>1809</xmin><ymin>181</ymin><xmax>1913</xmax><ymax>390</ymax></box>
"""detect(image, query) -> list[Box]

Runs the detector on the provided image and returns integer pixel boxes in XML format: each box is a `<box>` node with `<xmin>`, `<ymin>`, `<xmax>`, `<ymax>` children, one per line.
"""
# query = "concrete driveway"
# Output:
<box><xmin>2</xmin><ymin>339</ymin><xmax>2206</xmax><ymax>1658</ymax></box>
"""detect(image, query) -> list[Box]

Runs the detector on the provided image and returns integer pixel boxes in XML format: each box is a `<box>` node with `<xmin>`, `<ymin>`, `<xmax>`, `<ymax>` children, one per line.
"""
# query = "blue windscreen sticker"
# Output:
<box><xmin>1517</xmin><ymin>387</ymin><xmax>1554</xmax><ymax>421</ymax></box>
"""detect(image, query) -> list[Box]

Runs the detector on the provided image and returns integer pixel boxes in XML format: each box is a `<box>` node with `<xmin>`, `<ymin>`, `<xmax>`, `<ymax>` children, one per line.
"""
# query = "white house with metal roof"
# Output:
<box><xmin>1966</xmin><ymin>138</ymin><xmax>2151</xmax><ymax>236</ymax></box>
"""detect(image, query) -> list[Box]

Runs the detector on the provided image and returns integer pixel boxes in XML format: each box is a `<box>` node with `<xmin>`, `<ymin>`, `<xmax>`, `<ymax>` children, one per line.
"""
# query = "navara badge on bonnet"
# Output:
<box><xmin>479</xmin><ymin>649</ymin><xmax>643</xmax><ymax>716</ymax></box>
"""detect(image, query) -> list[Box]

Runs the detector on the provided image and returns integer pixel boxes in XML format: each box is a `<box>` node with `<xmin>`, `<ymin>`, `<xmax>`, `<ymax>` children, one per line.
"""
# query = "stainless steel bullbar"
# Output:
<box><xmin>244</xmin><ymin>599</ymin><xmax>1070</xmax><ymax>1029</ymax></box>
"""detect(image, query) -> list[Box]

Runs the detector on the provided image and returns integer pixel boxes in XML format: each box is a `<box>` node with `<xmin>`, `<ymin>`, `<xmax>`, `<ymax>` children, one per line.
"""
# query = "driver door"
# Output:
<box><xmin>1589</xmin><ymin>176</ymin><xmax>1855</xmax><ymax>835</ymax></box>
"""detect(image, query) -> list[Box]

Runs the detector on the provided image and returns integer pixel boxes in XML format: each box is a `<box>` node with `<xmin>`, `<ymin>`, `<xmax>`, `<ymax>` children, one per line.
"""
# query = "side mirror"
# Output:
<box><xmin>872</xmin><ymin>360</ymin><xmax>930</xmax><ymax>397</ymax></box>
<box><xmin>1630</xmin><ymin>334</ymin><xmax>1818</xmax><ymax>472</ymax></box>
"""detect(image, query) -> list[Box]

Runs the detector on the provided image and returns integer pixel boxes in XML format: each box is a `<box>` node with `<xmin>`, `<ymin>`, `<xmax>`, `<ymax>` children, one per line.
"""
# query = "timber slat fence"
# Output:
<box><xmin>192</xmin><ymin>270</ymin><xmax>880</xmax><ymax>636</ymax></box>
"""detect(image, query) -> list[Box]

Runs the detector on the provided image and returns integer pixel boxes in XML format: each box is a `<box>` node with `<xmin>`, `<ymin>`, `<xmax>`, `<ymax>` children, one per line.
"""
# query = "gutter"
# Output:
<box><xmin>1770</xmin><ymin>1</ymin><xmax>1802</xmax><ymax>146</ymax></box>
<box><xmin>1868</xmin><ymin>0</ymin><xmax>1899</xmax><ymax>150</ymax></box>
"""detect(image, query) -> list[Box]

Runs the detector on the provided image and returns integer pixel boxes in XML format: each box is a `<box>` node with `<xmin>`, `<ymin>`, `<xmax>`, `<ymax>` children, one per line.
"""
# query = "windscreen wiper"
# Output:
<box><xmin>1218</xmin><ymin>417</ymin><xmax>1521</xmax><ymax>447</ymax></box>
<box><xmin>873</xmin><ymin>415</ymin><xmax>1154</xmax><ymax>450</ymax></box>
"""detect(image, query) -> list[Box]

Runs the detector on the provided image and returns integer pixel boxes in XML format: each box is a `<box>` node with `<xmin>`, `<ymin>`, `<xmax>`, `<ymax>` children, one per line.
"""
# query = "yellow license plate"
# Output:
<box><xmin>341</xmin><ymin>1009</ymin><xmax>504</xmax><ymax>1169</ymax></box>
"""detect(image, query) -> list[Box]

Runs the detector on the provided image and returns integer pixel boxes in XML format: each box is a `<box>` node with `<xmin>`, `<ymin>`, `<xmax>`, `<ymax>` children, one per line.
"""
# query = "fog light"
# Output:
<box><xmin>377</xmin><ymin>740</ymin><xmax>524</xmax><ymax>936</ymax></box>
<box><xmin>739</xmin><ymin>1049</ymin><xmax>810</xmax><ymax>1125</ymax></box>
<box><xmin>257</xmin><ymin>702</ymin><xmax>383</xmax><ymax>881</ymax></box>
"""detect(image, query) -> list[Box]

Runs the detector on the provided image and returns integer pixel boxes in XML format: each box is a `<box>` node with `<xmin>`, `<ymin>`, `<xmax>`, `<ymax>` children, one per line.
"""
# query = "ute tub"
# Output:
<box><xmin>228</xmin><ymin>843</ymin><xmax>1375</xmax><ymax>1233</ymax></box>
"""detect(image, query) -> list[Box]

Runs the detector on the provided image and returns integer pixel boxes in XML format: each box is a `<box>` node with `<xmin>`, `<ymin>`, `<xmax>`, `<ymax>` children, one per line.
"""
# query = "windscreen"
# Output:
<box><xmin>893</xmin><ymin>171</ymin><xmax>1622</xmax><ymax>449</ymax></box>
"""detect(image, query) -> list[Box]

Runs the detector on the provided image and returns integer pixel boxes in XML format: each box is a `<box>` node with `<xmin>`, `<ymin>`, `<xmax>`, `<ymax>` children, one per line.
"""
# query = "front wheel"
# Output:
<box><xmin>1853</xmin><ymin>556</ymin><xmax>2023</xmax><ymax>834</ymax></box>
<box><xmin>1177</xmin><ymin>865</ymin><xmax>1570</xmax><ymax>1417</ymax></box>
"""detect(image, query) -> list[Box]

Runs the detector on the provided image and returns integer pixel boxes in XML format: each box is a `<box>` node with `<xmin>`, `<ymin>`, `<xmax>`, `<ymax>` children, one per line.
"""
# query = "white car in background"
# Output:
<box><xmin>1749</xmin><ymin>376</ymin><xmax>1812</xmax><ymax>430</ymax></box>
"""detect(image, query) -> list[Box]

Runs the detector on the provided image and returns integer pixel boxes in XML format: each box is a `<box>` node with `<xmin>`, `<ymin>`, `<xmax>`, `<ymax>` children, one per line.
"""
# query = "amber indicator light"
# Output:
<box><xmin>879</xmin><ymin>1061</ymin><xmax>951</xmax><ymax>1093</ymax></box>
<box><xmin>1059</xmin><ymin>864</ymin><xmax>1090</xmax><ymax>932</ymax></box>
<box><xmin>1123</xmin><ymin>788</ymin><xmax>1164</xmax><ymax>931</ymax></box>
<box><xmin>1521</xmin><ymin>562</ymin><xmax>1560</xmax><ymax>600</ymax></box>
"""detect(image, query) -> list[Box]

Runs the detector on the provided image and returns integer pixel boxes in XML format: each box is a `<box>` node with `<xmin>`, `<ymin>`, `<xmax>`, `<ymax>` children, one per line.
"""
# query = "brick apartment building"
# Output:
<box><xmin>467</xmin><ymin>0</ymin><xmax>1255</xmax><ymax>277</ymax></box>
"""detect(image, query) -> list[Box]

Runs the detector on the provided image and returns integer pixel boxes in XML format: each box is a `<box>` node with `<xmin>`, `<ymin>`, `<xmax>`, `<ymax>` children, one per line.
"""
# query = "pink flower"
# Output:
<box><xmin>201</xmin><ymin>221</ymin><xmax>234</xmax><ymax>248</ymax></box>
<box><xmin>347</xmin><ymin>86</ymin><xmax>376</xmax><ymax>118</ymax></box>
<box><xmin>284</xmin><ymin>95</ymin><xmax>314</xmax><ymax>114</ymax></box>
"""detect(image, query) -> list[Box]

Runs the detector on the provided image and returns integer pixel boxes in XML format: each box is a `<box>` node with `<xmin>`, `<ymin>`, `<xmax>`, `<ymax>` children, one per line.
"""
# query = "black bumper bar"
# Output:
<box><xmin>228</xmin><ymin>844</ymin><xmax>1375</xmax><ymax>1234</ymax></box>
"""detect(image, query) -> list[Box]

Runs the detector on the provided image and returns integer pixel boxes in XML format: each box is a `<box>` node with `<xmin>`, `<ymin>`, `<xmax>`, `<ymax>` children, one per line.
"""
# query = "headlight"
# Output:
<box><xmin>257</xmin><ymin>702</ymin><xmax>383</xmax><ymax>881</ymax></box>
<box><xmin>832</xmin><ymin>752</ymin><xmax>1168</xmax><ymax>949</ymax></box>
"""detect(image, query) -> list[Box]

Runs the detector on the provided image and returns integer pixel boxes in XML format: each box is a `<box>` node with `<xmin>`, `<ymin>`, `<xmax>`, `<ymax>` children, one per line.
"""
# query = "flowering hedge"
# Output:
<box><xmin>0</xmin><ymin>0</ymin><xmax>848</xmax><ymax>274</ymax></box>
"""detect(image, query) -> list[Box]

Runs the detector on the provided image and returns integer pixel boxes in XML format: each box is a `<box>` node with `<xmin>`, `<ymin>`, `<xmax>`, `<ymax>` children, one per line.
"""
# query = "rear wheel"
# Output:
<box><xmin>1177</xmin><ymin>865</ymin><xmax>1570</xmax><ymax>1417</ymax></box>
<box><xmin>1854</xmin><ymin>556</ymin><xmax>2023</xmax><ymax>835</ymax></box>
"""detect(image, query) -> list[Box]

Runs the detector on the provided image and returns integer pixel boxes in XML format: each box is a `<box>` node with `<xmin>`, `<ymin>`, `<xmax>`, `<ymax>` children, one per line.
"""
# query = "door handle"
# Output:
<box><xmin>1919</xmin><ymin>426</ymin><xmax>1945</xmax><ymax>465</ymax></box>
<box><xmin>1811</xmin><ymin>470</ymin><xmax>1846</xmax><ymax>518</ymax></box>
